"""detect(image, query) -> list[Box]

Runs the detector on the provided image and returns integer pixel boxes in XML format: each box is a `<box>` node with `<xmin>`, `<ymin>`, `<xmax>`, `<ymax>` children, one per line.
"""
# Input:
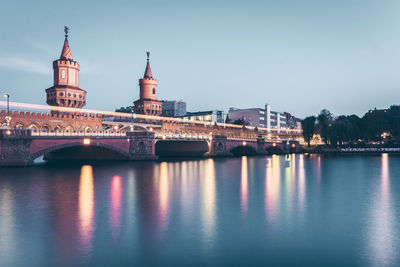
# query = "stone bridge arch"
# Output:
<box><xmin>30</xmin><ymin>141</ymin><xmax>131</xmax><ymax>162</ymax></box>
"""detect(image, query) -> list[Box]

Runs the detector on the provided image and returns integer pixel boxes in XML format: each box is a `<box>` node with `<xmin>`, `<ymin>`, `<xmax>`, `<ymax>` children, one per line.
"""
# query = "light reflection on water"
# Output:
<box><xmin>158</xmin><ymin>162</ymin><xmax>169</xmax><ymax>232</ymax></box>
<box><xmin>367</xmin><ymin>153</ymin><xmax>396</xmax><ymax>267</ymax></box>
<box><xmin>0</xmin><ymin>155</ymin><xmax>399</xmax><ymax>266</ymax></box>
<box><xmin>78</xmin><ymin>165</ymin><xmax>94</xmax><ymax>255</ymax></box>
<box><xmin>0</xmin><ymin>185</ymin><xmax>15</xmax><ymax>266</ymax></box>
<box><xmin>265</xmin><ymin>155</ymin><xmax>280</xmax><ymax>223</ymax></box>
<box><xmin>202</xmin><ymin>159</ymin><xmax>216</xmax><ymax>246</ymax></box>
<box><xmin>110</xmin><ymin>175</ymin><xmax>122</xmax><ymax>238</ymax></box>
<box><xmin>240</xmin><ymin>156</ymin><xmax>248</xmax><ymax>216</ymax></box>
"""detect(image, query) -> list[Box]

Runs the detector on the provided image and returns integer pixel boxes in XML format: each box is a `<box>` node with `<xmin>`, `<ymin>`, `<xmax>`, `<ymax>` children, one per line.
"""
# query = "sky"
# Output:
<box><xmin>1</xmin><ymin>0</ymin><xmax>400</xmax><ymax>118</ymax></box>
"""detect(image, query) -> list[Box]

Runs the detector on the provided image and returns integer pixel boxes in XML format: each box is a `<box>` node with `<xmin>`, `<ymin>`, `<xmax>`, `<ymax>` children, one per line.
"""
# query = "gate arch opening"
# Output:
<box><xmin>155</xmin><ymin>140</ymin><xmax>209</xmax><ymax>157</ymax></box>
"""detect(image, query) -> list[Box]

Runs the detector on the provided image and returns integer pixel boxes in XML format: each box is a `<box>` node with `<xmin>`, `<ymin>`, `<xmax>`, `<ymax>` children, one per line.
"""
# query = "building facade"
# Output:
<box><xmin>181</xmin><ymin>110</ymin><xmax>225</xmax><ymax>124</ymax></box>
<box><xmin>133</xmin><ymin>52</ymin><xmax>162</xmax><ymax>116</ymax></box>
<box><xmin>162</xmin><ymin>100</ymin><xmax>187</xmax><ymax>117</ymax></box>
<box><xmin>228</xmin><ymin>104</ymin><xmax>301</xmax><ymax>132</ymax></box>
<box><xmin>228</xmin><ymin>108</ymin><xmax>266</xmax><ymax>127</ymax></box>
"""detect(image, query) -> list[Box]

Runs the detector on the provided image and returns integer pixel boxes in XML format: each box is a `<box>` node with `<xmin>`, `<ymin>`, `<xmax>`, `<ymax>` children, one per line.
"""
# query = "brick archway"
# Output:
<box><xmin>30</xmin><ymin>141</ymin><xmax>131</xmax><ymax>161</ymax></box>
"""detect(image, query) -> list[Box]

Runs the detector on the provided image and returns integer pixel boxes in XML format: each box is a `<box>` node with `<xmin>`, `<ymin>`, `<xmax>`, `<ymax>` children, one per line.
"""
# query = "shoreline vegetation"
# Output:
<box><xmin>301</xmin><ymin>105</ymin><xmax>400</xmax><ymax>149</ymax></box>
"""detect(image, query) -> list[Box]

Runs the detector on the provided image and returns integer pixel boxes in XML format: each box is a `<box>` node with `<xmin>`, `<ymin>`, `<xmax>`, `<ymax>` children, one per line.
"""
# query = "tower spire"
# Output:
<box><xmin>64</xmin><ymin>26</ymin><xmax>69</xmax><ymax>39</ymax></box>
<box><xmin>144</xmin><ymin>51</ymin><xmax>153</xmax><ymax>79</ymax></box>
<box><xmin>60</xmin><ymin>26</ymin><xmax>72</xmax><ymax>60</ymax></box>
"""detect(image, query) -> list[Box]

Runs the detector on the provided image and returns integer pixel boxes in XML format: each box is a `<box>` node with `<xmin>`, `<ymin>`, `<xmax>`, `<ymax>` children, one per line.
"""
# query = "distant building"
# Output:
<box><xmin>115</xmin><ymin>106</ymin><xmax>134</xmax><ymax>113</ymax></box>
<box><xmin>228</xmin><ymin>107</ymin><xmax>266</xmax><ymax>127</ymax></box>
<box><xmin>181</xmin><ymin>110</ymin><xmax>225</xmax><ymax>124</ymax></box>
<box><xmin>162</xmin><ymin>100</ymin><xmax>187</xmax><ymax>117</ymax></box>
<box><xmin>228</xmin><ymin>104</ymin><xmax>301</xmax><ymax>132</ymax></box>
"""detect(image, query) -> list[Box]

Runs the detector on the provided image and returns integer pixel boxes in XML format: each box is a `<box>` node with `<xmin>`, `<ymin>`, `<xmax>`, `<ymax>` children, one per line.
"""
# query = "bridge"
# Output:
<box><xmin>0</xmin><ymin>102</ymin><xmax>301</xmax><ymax>166</ymax></box>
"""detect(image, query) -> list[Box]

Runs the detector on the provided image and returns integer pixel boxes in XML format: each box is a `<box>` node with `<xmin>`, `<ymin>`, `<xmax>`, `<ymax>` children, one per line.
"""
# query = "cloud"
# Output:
<box><xmin>0</xmin><ymin>55</ymin><xmax>51</xmax><ymax>75</ymax></box>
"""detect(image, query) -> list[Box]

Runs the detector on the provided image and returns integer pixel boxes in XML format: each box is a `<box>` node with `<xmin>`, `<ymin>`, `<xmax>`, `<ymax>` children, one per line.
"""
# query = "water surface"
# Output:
<box><xmin>0</xmin><ymin>154</ymin><xmax>399</xmax><ymax>266</ymax></box>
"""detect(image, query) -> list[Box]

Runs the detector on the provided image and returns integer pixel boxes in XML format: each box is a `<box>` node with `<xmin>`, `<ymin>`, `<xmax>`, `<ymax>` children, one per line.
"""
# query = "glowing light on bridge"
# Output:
<box><xmin>79</xmin><ymin>165</ymin><xmax>95</xmax><ymax>253</ymax></box>
<box><xmin>242</xmin><ymin>141</ymin><xmax>247</xmax><ymax>146</ymax></box>
<box><xmin>83</xmin><ymin>138</ymin><xmax>91</xmax><ymax>145</ymax></box>
<box><xmin>241</xmin><ymin>156</ymin><xmax>248</xmax><ymax>216</ymax></box>
<box><xmin>110</xmin><ymin>175</ymin><xmax>122</xmax><ymax>238</ymax></box>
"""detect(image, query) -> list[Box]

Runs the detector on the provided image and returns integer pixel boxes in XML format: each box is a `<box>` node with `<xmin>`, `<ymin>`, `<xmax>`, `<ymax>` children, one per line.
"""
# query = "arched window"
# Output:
<box><xmin>61</xmin><ymin>70</ymin><xmax>66</xmax><ymax>79</ymax></box>
<box><xmin>153</xmin><ymin>88</ymin><xmax>156</xmax><ymax>94</ymax></box>
<box><xmin>41</xmin><ymin>126</ymin><xmax>50</xmax><ymax>132</ymax></box>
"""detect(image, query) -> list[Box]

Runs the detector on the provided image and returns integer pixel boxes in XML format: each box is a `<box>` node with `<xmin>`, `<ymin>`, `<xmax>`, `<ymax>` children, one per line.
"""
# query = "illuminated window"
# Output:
<box><xmin>61</xmin><ymin>70</ymin><xmax>66</xmax><ymax>79</ymax></box>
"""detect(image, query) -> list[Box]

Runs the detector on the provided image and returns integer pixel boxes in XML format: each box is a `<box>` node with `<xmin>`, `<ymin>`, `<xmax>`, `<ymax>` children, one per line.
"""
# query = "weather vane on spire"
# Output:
<box><xmin>64</xmin><ymin>26</ymin><xmax>69</xmax><ymax>38</ymax></box>
<box><xmin>146</xmin><ymin>51</ymin><xmax>150</xmax><ymax>62</ymax></box>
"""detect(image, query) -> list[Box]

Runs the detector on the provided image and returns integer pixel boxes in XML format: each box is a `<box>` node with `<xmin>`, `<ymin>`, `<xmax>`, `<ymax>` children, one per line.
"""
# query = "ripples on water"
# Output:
<box><xmin>0</xmin><ymin>154</ymin><xmax>399</xmax><ymax>266</ymax></box>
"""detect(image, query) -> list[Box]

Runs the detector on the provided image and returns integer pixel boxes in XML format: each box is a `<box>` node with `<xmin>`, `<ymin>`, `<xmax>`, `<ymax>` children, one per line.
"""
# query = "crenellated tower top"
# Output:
<box><xmin>45</xmin><ymin>27</ymin><xmax>87</xmax><ymax>109</ymax></box>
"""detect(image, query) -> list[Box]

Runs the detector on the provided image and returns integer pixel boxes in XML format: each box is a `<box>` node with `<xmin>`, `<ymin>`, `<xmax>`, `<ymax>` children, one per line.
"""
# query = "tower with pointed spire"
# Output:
<box><xmin>46</xmin><ymin>26</ymin><xmax>87</xmax><ymax>109</ymax></box>
<box><xmin>134</xmin><ymin>52</ymin><xmax>162</xmax><ymax>116</ymax></box>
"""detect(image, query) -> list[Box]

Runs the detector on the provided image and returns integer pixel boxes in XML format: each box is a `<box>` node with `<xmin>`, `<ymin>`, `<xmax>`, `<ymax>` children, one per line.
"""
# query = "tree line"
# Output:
<box><xmin>301</xmin><ymin>105</ymin><xmax>400</xmax><ymax>147</ymax></box>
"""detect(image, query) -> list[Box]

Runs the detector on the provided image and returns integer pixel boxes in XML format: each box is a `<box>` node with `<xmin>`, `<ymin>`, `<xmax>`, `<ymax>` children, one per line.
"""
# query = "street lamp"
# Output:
<box><xmin>3</xmin><ymin>94</ymin><xmax>11</xmax><ymax>128</ymax></box>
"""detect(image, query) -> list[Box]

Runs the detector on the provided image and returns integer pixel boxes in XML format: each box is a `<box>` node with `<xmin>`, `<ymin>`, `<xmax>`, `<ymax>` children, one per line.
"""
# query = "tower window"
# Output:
<box><xmin>61</xmin><ymin>70</ymin><xmax>66</xmax><ymax>79</ymax></box>
<box><xmin>153</xmin><ymin>88</ymin><xmax>156</xmax><ymax>94</ymax></box>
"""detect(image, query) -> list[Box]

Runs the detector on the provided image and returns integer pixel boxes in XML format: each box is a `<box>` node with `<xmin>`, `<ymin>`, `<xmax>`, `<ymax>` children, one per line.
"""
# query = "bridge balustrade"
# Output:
<box><xmin>28</xmin><ymin>131</ymin><xmax>127</xmax><ymax>137</ymax></box>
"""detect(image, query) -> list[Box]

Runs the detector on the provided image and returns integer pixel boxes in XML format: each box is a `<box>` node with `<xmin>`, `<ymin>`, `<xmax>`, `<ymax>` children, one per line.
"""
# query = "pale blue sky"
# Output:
<box><xmin>1</xmin><ymin>0</ymin><xmax>400</xmax><ymax>117</ymax></box>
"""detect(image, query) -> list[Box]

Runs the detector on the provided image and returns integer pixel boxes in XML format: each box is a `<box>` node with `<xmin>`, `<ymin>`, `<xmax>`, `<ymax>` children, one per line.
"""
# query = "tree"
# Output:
<box><xmin>301</xmin><ymin>116</ymin><xmax>316</xmax><ymax>147</ymax></box>
<box><xmin>317</xmin><ymin>109</ymin><xmax>333</xmax><ymax>145</ymax></box>
<box><xmin>232</xmin><ymin>118</ymin><xmax>245</xmax><ymax>125</ymax></box>
<box><xmin>225</xmin><ymin>114</ymin><xmax>231</xmax><ymax>124</ymax></box>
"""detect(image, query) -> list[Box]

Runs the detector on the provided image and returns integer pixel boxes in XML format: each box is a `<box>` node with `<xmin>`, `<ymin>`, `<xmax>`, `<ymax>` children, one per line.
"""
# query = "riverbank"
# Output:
<box><xmin>300</xmin><ymin>147</ymin><xmax>400</xmax><ymax>154</ymax></box>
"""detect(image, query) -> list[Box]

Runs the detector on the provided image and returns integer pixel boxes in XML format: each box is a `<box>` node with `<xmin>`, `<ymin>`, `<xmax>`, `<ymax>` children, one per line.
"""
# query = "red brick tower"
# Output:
<box><xmin>46</xmin><ymin>26</ymin><xmax>86</xmax><ymax>109</ymax></box>
<box><xmin>134</xmin><ymin>52</ymin><xmax>162</xmax><ymax>116</ymax></box>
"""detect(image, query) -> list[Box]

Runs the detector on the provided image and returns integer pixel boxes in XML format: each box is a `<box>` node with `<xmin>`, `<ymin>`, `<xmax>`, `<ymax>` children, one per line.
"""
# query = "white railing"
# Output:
<box><xmin>31</xmin><ymin>131</ymin><xmax>127</xmax><ymax>137</ymax></box>
<box><xmin>155</xmin><ymin>133</ymin><xmax>210</xmax><ymax>140</ymax></box>
<box><xmin>340</xmin><ymin>148</ymin><xmax>400</xmax><ymax>152</ymax></box>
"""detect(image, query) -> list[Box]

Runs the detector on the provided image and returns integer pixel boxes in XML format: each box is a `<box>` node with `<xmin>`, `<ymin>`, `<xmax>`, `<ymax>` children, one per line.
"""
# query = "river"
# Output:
<box><xmin>0</xmin><ymin>154</ymin><xmax>399</xmax><ymax>266</ymax></box>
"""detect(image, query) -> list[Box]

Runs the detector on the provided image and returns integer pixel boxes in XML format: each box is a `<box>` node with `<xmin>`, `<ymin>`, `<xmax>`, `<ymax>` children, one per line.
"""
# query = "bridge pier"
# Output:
<box><xmin>257</xmin><ymin>137</ymin><xmax>268</xmax><ymax>155</ymax></box>
<box><xmin>210</xmin><ymin>135</ymin><xmax>232</xmax><ymax>157</ymax></box>
<box><xmin>127</xmin><ymin>132</ymin><xmax>157</xmax><ymax>160</ymax></box>
<box><xmin>0</xmin><ymin>130</ymin><xmax>33</xmax><ymax>166</ymax></box>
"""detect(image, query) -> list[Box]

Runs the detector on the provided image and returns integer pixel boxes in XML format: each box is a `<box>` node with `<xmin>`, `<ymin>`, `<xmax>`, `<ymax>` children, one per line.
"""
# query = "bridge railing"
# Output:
<box><xmin>30</xmin><ymin>131</ymin><xmax>127</xmax><ymax>137</ymax></box>
<box><xmin>155</xmin><ymin>133</ymin><xmax>210</xmax><ymax>140</ymax></box>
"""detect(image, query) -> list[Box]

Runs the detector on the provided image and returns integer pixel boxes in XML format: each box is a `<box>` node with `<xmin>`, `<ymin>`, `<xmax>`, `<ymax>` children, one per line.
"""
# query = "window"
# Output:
<box><xmin>61</xmin><ymin>70</ymin><xmax>66</xmax><ymax>79</ymax></box>
<box><xmin>153</xmin><ymin>88</ymin><xmax>156</xmax><ymax>94</ymax></box>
